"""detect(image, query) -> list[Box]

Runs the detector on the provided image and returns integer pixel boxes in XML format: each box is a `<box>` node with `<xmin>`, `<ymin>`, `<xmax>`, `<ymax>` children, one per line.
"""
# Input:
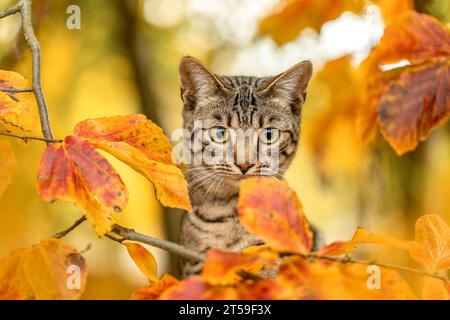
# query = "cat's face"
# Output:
<box><xmin>179</xmin><ymin>56</ymin><xmax>312</xmax><ymax>196</ymax></box>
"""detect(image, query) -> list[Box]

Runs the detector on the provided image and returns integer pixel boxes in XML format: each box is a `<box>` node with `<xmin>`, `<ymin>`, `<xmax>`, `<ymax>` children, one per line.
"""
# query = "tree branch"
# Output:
<box><xmin>53</xmin><ymin>216</ymin><xmax>87</xmax><ymax>239</ymax></box>
<box><xmin>109</xmin><ymin>224</ymin><xmax>206</xmax><ymax>262</ymax></box>
<box><xmin>0</xmin><ymin>87</ymin><xmax>34</xmax><ymax>93</ymax></box>
<box><xmin>19</xmin><ymin>0</ymin><xmax>54</xmax><ymax>141</ymax></box>
<box><xmin>0</xmin><ymin>2</ymin><xmax>21</xmax><ymax>18</ymax></box>
<box><xmin>0</xmin><ymin>130</ymin><xmax>62</xmax><ymax>143</ymax></box>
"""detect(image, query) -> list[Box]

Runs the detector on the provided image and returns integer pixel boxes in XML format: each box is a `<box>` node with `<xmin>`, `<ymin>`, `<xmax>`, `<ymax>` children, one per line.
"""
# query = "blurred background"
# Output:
<box><xmin>0</xmin><ymin>0</ymin><xmax>448</xmax><ymax>299</ymax></box>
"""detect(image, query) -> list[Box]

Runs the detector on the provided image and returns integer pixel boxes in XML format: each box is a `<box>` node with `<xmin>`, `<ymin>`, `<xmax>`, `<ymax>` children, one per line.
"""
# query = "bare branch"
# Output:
<box><xmin>0</xmin><ymin>87</ymin><xmax>34</xmax><ymax>93</ymax></box>
<box><xmin>0</xmin><ymin>1</ymin><xmax>21</xmax><ymax>19</ymax></box>
<box><xmin>110</xmin><ymin>224</ymin><xmax>206</xmax><ymax>262</ymax></box>
<box><xmin>19</xmin><ymin>0</ymin><xmax>54</xmax><ymax>141</ymax></box>
<box><xmin>54</xmin><ymin>216</ymin><xmax>87</xmax><ymax>239</ymax></box>
<box><xmin>0</xmin><ymin>130</ymin><xmax>62</xmax><ymax>143</ymax></box>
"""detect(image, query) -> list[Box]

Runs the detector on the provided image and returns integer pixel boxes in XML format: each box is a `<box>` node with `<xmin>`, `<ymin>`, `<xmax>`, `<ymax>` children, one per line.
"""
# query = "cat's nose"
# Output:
<box><xmin>237</xmin><ymin>163</ymin><xmax>254</xmax><ymax>174</ymax></box>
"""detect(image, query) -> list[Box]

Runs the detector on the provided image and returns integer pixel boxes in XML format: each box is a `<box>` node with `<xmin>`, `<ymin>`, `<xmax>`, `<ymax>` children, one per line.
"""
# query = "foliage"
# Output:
<box><xmin>0</xmin><ymin>0</ymin><xmax>449</xmax><ymax>300</ymax></box>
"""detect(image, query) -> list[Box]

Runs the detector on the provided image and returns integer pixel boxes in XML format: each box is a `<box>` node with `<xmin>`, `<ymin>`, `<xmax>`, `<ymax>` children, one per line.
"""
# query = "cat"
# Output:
<box><xmin>178</xmin><ymin>56</ymin><xmax>316</xmax><ymax>278</ymax></box>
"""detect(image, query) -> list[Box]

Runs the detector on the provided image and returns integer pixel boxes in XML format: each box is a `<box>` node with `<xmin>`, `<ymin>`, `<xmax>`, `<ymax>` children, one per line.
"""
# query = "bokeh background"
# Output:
<box><xmin>0</xmin><ymin>0</ymin><xmax>449</xmax><ymax>299</ymax></box>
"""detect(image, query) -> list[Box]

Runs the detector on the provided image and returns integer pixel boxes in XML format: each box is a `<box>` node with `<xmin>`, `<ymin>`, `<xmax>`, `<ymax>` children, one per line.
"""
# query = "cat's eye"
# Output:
<box><xmin>259</xmin><ymin>128</ymin><xmax>279</xmax><ymax>144</ymax></box>
<box><xmin>209</xmin><ymin>127</ymin><xmax>229</xmax><ymax>143</ymax></box>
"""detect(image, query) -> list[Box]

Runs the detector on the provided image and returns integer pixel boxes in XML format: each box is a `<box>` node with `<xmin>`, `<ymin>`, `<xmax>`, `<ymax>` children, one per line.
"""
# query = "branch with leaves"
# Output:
<box><xmin>1</xmin><ymin>0</ymin><xmax>450</xmax><ymax>301</ymax></box>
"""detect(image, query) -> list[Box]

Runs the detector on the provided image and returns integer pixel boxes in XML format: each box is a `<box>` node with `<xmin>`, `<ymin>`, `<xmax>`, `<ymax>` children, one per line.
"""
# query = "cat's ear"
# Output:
<box><xmin>259</xmin><ymin>60</ymin><xmax>313</xmax><ymax>107</ymax></box>
<box><xmin>179</xmin><ymin>56</ymin><xmax>228</xmax><ymax>109</ymax></box>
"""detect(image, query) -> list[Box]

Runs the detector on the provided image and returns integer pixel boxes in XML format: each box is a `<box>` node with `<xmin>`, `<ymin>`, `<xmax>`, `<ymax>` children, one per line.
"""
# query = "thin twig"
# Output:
<box><xmin>298</xmin><ymin>253</ymin><xmax>448</xmax><ymax>283</ymax></box>
<box><xmin>0</xmin><ymin>131</ymin><xmax>62</xmax><ymax>143</ymax></box>
<box><xmin>19</xmin><ymin>0</ymin><xmax>54</xmax><ymax>141</ymax></box>
<box><xmin>0</xmin><ymin>1</ymin><xmax>21</xmax><ymax>19</ymax></box>
<box><xmin>0</xmin><ymin>87</ymin><xmax>33</xmax><ymax>93</ymax></box>
<box><xmin>53</xmin><ymin>216</ymin><xmax>87</xmax><ymax>239</ymax></box>
<box><xmin>110</xmin><ymin>224</ymin><xmax>206</xmax><ymax>262</ymax></box>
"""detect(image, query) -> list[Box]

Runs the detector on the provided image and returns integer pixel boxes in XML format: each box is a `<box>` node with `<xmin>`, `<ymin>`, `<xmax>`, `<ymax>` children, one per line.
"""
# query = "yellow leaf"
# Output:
<box><xmin>126</xmin><ymin>243</ymin><xmax>158</xmax><ymax>282</ymax></box>
<box><xmin>74</xmin><ymin>115</ymin><xmax>192</xmax><ymax>211</ymax></box>
<box><xmin>0</xmin><ymin>238</ymin><xmax>88</xmax><ymax>300</ymax></box>
<box><xmin>0</xmin><ymin>70</ymin><xmax>39</xmax><ymax>132</ymax></box>
<box><xmin>410</xmin><ymin>214</ymin><xmax>450</xmax><ymax>271</ymax></box>
<box><xmin>422</xmin><ymin>279</ymin><xmax>450</xmax><ymax>300</ymax></box>
<box><xmin>0</xmin><ymin>140</ymin><xmax>16</xmax><ymax>201</ymax></box>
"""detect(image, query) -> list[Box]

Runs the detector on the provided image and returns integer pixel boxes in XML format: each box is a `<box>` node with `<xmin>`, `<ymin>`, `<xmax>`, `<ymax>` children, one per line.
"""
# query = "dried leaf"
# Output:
<box><xmin>237</xmin><ymin>177</ymin><xmax>313</xmax><ymax>254</ymax></box>
<box><xmin>126</xmin><ymin>243</ymin><xmax>158</xmax><ymax>282</ymax></box>
<box><xmin>0</xmin><ymin>70</ymin><xmax>39</xmax><ymax>131</ymax></box>
<box><xmin>74</xmin><ymin>115</ymin><xmax>191</xmax><ymax>211</ymax></box>
<box><xmin>0</xmin><ymin>140</ymin><xmax>16</xmax><ymax>201</ymax></box>
<box><xmin>0</xmin><ymin>238</ymin><xmax>87</xmax><ymax>300</ymax></box>
<box><xmin>410</xmin><ymin>214</ymin><xmax>450</xmax><ymax>271</ymax></box>
<box><xmin>37</xmin><ymin>135</ymin><xmax>128</xmax><ymax>236</ymax></box>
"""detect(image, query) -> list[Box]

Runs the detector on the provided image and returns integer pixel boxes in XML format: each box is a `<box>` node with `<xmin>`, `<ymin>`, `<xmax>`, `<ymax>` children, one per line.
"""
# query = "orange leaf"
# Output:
<box><xmin>201</xmin><ymin>248</ymin><xmax>278</xmax><ymax>285</ymax></box>
<box><xmin>410</xmin><ymin>214</ymin><xmax>450</xmax><ymax>271</ymax></box>
<box><xmin>367</xmin><ymin>12</ymin><xmax>450</xmax><ymax>66</ymax></box>
<box><xmin>74</xmin><ymin>115</ymin><xmax>191</xmax><ymax>211</ymax></box>
<box><xmin>159</xmin><ymin>276</ymin><xmax>287</xmax><ymax>300</ymax></box>
<box><xmin>0</xmin><ymin>238</ymin><xmax>88</xmax><ymax>300</ymax></box>
<box><xmin>0</xmin><ymin>71</ymin><xmax>39</xmax><ymax>132</ymax></box>
<box><xmin>362</xmin><ymin>12</ymin><xmax>450</xmax><ymax>154</ymax></box>
<box><xmin>37</xmin><ymin>135</ymin><xmax>128</xmax><ymax>236</ymax></box>
<box><xmin>377</xmin><ymin>58</ymin><xmax>450</xmax><ymax>155</ymax></box>
<box><xmin>276</xmin><ymin>256</ymin><xmax>417</xmax><ymax>299</ymax></box>
<box><xmin>376</xmin><ymin>0</ymin><xmax>415</xmax><ymax>25</ymax></box>
<box><xmin>422</xmin><ymin>279</ymin><xmax>450</xmax><ymax>300</ymax></box>
<box><xmin>0</xmin><ymin>140</ymin><xmax>16</xmax><ymax>201</ymax></box>
<box><xmin>126</xmin><ymin>243</ymin><xmax>158</xmax><ymax>282</ymax></box>
<box><xmin>131</xmin><ymin>274</ymin><xmax>179</xmax><ymax>300</ymax></box>
<box><xmin>237</xmin><ymin>177</ymin><xmax>313</xmax><ymax>254</ymax></box>
<box><xmin>259</xmin><ymin>0</ymin><xmax>365</xmax><ymax>45</ymax></box>
<box><xmin>316</xmin><ymin>227</ymin><xmax>413</xmax><ymax>256</ymax></box>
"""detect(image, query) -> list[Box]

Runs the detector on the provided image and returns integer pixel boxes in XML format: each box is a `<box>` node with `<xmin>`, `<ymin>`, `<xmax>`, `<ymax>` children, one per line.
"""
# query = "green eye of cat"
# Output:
<box><xmin>260</xmin><ymin>128</ymin><xmax>279</xmax><ymax>144</ymax></box>
<box><xmin>209</xmin><ymin>127</ymin><xmax>229</xmax><ymax>143</ymax></box>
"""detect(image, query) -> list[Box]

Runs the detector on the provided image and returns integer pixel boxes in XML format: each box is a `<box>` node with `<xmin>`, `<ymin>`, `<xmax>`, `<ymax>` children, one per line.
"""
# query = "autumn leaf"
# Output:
<box><xmin>159</xmin><ymin>276</ymin><xmax>288</xmax><ymax>300</ymax></box>
<box><xmin>362</xmin><ymin>12</ymin><xmax>450</xmax><ymax>155</ymax></box>
<box><xmin>237</xmin><ymin>177</ymin><xmax>313</xmax><ymax>254</ymax></box>
<box><xmin>132</xmin><ymin>274</ymin><xmax>180</xmax><ymax>300</ymax></box>
<box><xmin>0</xmin><ymin>140</ymin><xmax>16</xmax><ymax>201</ymax></box>
<box><xmin>0</xmin><ymin>238</ymin><xmax>87</xmax><ymax>300</ymax></box>
<box><xmin>201</xmin><ymin>248</ymin><xmax>278</xmax><ymax>286</ymax></box>
<box><xmin>317</xmin><ymin>227</ymin><xmax>414</xmax><ymax>256</ymax></box>
<box><xmin>410</xmin><ymin>214</ymin><xmax>450</xmax><ymax>271</ymax></box>
<box><xmin>37</xmin><ymin>135</ymin><xmax>128</xmax><ymax>236</ymax></box>
<box><xmin>422</xmin><ymin>279</ymin><xmax>450</xmax><ymax>300</ymax></box>
<box><xmin>126</xmin><ymin>243</ymin><xmax>158</xmax><ymax>282</ymax></box>
<box><xmin>276</xmin><ymin>256</ymin><xmax>417</xmax><ymax>299</ymax></box>
<box><xmin>74</xmin><ymin>115</ymin><xmax>191</xmax><ymax>211</ymax></box>
<box><xmin>0</xmin><ymin>70</ymin><xmax>39</xmax><ymax>131</ymax></box>
<box><xmin>259</xmin><ymin>0</ymin><xmax>366</xmax><ymax>45</ymax></box>
<box><xmin>376</xmin><ymin>0</ymin><xmax>415</xmax><ymax>25</ymax></box>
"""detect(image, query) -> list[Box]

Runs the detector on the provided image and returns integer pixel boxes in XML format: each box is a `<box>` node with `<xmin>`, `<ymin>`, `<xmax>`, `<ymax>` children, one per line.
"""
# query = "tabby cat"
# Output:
<box><xmin>178</xmin><ymin>56</ymin><xmax>315</xmax><ymax>278</ymax></box>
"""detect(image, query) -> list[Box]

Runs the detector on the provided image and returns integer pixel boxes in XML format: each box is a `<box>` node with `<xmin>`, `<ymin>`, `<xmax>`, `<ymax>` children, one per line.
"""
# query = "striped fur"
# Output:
<box><xmin>179</xmin><ymin>56</ymin><xmax>313</xmax><ymax>278</ymax></box>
